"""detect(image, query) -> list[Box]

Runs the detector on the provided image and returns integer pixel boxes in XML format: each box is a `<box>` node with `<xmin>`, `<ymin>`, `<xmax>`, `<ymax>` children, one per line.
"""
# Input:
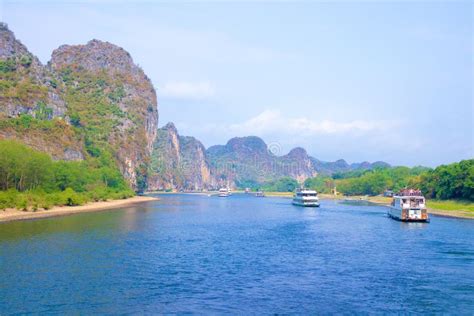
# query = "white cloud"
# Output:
<box><xmin>226</xmin><ymin>110</ymin><xmax>397</xmax><ymax>136</ymax></box>
<box><xmin>159</xmin><ymin>81</ymin><xmax>216</xmax><ymax>99</ymax></box>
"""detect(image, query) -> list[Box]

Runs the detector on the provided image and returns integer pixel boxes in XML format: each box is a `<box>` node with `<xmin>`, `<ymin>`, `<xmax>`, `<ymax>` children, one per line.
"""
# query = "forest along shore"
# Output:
<box><xmin>0</xmin><ymin>196</ymin><xmax>159</xmax><ymax>223</ymax></box>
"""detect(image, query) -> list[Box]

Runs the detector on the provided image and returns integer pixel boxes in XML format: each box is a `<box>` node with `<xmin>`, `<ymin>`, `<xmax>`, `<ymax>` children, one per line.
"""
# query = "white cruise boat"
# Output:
<box><xmin>388</xmin><ymin>189</ymin><xmax>429</xmax><ymax>222</ymax></box>
<box><xmin>292</xmin><ymin>189</ymin><xmax>320</xmax><ymax>207</ymax></box>
<box><xmin>218</xmin><ymin>188</ymin><xmax>230</xmax><ymax>197</ymax></box>
<box><xmin>255</xmin><ymin>190</ymin><xmax>265</xmax><ymax>197</ymax></box>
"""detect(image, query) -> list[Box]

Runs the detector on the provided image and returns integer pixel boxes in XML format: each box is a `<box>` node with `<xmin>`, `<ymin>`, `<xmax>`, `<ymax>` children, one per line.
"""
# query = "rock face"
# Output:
<box><xmin>310</xmin><ymin>158</ymin><xmax>391</xmax><ymax>175</ymax></box>
<box><xmin>207</xmin><ymin>136</ymin><xmax>317</xmax><ymax>187</ymax></box>
<box><xmin>148</xmin><ymin>123</ymin><xmax>214</xmax><ymax>191</ymax></box>
<box><xmin>0</xmin><ymin>23</ymin><xmax>66</xmax><ymax>118</ymax></box>
<box><xmin>207</xmin><ymin>136</ymin><xmax>391</xmax><ymax>187</ymax></box>
<box><xmin>0</xmin><ymin>24</ymin><xmax>390</xmax><ymax>192</ymax></box>
<box><xmin>0</xmin><ymin>24</ymin><xmax>158</xmax><ymax>189</ymax></box>
<box><xmin>280</xmin><ymin>147</ymin><xmax>318</xmax><ymax>183</ymax></box>
<box><xmin>0</xmin><ymin>23</ymin><xmax>83</xmax><ymax>160</ymax></box>
<box><xmin>49</xmin><ymin>39</ymin><xmax>159</xmax><ymax>189</ymax></box>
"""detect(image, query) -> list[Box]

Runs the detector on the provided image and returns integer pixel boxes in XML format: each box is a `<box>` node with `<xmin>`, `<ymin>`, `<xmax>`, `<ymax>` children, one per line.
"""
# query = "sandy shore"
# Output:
<box><xmin>0</xmin><ymin>196</ymin><xmax>159</xmax><ymax>223</ymax></box>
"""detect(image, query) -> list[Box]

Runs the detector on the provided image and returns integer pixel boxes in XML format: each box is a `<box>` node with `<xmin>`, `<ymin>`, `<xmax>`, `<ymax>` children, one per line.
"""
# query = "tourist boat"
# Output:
<box><xmin>388</xmin><ymin>189</ymin><xmax>429</xmax><ymax>222</ymax></box>
<box><xmin>255</xmin><ymin>191</ymin><xmax>265</xmax><ymax>197</ymax></box>
<box><xmin>218</xmin><ymin>188</ymin><xmax>230</xmax><ymax>197</ymax></box>
<box><xmin>292</xmin><ymin>189</ymin><xmax>320</xmax><ymax>207</ymax></box>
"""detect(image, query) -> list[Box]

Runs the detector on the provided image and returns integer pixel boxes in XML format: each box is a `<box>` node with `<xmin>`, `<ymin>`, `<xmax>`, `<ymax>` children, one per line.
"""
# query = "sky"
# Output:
<box><xmin>1</xmin><ymin>0</ymin><xmax>472</xmax><ymax>167</ymax></box>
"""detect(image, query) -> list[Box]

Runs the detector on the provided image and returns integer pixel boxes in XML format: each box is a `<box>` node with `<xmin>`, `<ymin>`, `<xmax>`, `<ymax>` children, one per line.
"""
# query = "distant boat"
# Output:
<box><xmin>388</xmin><ymin>189</ymin><xmax>429</xmax><ymax>222</ymax></box>
<box><xmin>255</xmin><ymin>191</ymin><xmax>265</xmax><ymax>197</ymax></box>
<box><xmin>218</xmin><ymin>188</ymin><xmax>230</xmax><ymax>197</ymax></box>
<box><xmin>292</xmin><ymin>189</ymin><xmax>320</xmax><ymax>207</ymax></box>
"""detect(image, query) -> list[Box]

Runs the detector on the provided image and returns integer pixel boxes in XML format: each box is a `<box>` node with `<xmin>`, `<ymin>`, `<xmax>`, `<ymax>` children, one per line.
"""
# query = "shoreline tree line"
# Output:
<box><xmin>0</xmin><ymin>140</ymin><xmax>134</xmax><ymax>211</ymax></box>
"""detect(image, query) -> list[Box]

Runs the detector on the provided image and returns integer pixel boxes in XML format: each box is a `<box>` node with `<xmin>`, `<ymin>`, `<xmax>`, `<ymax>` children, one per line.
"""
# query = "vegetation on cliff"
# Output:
<box><xmin>208</xmin><ymin>136</ymin><xmax>391</xmax><ymax>190</ymax></box>
<box><xmin>148</xmin><ymin>123</ymin><xmax>214</xmax><ymax>191</ymax></box>
<box><xmin>0</xmin><ymin>24</ymin><xmax>158</xmax><ymax>193</ymax></box>
<box><xmin>49</xmin><ymin>39</ymin><xmax>159</xmax><ymax>190</ymax></box>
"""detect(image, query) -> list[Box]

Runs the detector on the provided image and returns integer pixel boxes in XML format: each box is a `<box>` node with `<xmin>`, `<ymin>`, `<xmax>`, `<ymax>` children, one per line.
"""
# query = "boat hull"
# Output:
<box><xmin>388</xmin><ymin>207</ymin><xmax>429</xmax><ymax>222</ymax></box>
<box><xmin>292</xmin><ymin>201</ymin><xmax>320</xmax><ymax>207</ymax></box>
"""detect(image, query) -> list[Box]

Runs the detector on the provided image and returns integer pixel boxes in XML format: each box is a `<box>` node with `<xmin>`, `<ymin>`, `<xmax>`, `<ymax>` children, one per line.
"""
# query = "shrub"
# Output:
<box><xmin>19</xmin><ymin>55</ymin><xmax>32</xmax><ymax>67</ymax></box>
<box><xmin>60</xmin><ymin>188</ymin><xmax>86</xmax><ymax>206</ymax></box>
<box><xmin>16</xmin><ymin>195</ymin><xmax>28</xmax><ymax>211</ymax></box>
<box><xmin>0</xmin><ymin>58</ymin><xmax>16</xmax><ymax>73</ymax></box>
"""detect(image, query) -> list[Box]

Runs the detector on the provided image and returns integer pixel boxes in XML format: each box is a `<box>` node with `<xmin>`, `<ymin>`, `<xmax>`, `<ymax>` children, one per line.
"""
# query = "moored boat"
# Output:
<box><xmin>388</xmin><ymin>189</ymin><xmax>429</xmax><ymax>222</ymax></box>
<box><xmin>255</xmin><ymin>190</ymin><xmax>265</xmax><ymax>197</ymax></box>
<box><xmin>218</xmin><ymin>188</ymin><xmax>230</xmax><ymax>197</ymax></box>
<box><xmin>292</xmin><ymin>189</ymin><xmax>320</xmax><ymax>207</ymax></box>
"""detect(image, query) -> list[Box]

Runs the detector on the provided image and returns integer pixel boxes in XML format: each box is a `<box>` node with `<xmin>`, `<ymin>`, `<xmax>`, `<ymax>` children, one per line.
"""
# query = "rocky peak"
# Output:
<box><xmin>0</xmin><ymin>23</ymin><xmax>31</xmax><ymax>59</ymax></box>
<box><xmin>226</xmin><ymin>136</ymin><xmax>268</xmax><ymax>155</ymax></box>
<box><xmin>148</xmin><ymin>123</ymin><xmax>215</xmax><ymax>191</ymax></box>
<box><xmin>50</xmin><ymin>39</ymin><xmax>142</xmax><ymax>78</ymax></box>
<box><xmin>163</xmin><ymin>122</ymin><xmax>178</xmax><ymax>134</ymax></box>
<box><xmin>0</xmin><ymin>24</ymin><xmax>81</xmax><ymax>159</ymax></box>
<box><xmin>286</xmin><ymin>147</ymin><xmax>308</xmax><ymax>159</ymax></box>
<box><xmin>48</xmin><ymin>39</ymin><xmax>158</xmax><ymax>189</ymax></box>
<box><xmin>334</xmin><ymin>159</ymin><xmax>349</xmax><ymax>168</ymax></box>
<box><xmin>0</xmin><ymin>23</ymin><xmax>65</xmax><ymax>115</ymax></box>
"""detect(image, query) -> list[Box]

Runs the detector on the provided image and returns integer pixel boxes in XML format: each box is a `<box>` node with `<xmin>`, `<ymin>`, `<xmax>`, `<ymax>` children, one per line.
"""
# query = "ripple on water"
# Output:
<box><xmin>0</xmin><ymin>194</ymin><xmax>473</xmax><ymax>314</ymax></box>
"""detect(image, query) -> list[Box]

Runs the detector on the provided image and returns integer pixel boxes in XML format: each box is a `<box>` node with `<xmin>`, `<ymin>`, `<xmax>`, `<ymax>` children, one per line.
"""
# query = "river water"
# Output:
<box><xmin>0</xmin><ymin>193</ymin><xmax>473</xmax><ymax>314</ymax></box>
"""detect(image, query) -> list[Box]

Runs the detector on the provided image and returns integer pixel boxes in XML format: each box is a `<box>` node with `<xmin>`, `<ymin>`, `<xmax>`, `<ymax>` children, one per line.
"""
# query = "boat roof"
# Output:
<box><xmin>296</xmin><ymin>189</ymin><xmax>317</xmax><ymax>193</ymax></box>
<box><xmin>394</xmin><ymin>189</ymin><xmax>424</xmax><ymax>198</ymax></box>
<box><xmin>394</xmin><ymin>195</ymin><xmax>424</xmax><ymax>198</ymax></box>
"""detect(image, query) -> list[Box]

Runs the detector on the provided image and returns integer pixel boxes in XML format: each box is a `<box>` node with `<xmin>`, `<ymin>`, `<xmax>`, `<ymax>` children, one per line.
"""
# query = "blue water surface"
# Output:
<box><xmin>0</xmin><ymin>194</ymin><xmax>473</xmax><ymax>314</ymax></box>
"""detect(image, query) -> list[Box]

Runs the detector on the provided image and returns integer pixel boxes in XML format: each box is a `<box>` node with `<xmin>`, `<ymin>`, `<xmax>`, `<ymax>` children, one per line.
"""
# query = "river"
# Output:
<box><xmin>0</xmin><ymin>193</ymin><xmax>473</xmax><ymax>314</ymax></box>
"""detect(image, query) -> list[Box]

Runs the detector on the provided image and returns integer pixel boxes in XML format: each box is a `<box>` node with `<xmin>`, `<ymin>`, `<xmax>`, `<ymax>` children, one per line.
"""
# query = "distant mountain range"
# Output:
<box><xmin>147</xmin><ymin>123</ymin><xmax>390</xmax><ymax>190</ymax></box>
<box><xmin>0</xmin><ymin>24</ymin><xmax>390</xmax><ymax>193</ymax></box>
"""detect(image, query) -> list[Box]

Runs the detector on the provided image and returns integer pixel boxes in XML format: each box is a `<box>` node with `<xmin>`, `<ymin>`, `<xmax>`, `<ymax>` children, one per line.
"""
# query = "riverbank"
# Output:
<box><xmin>0</xmin><ymin>196</ymin><xmax>159</xmax><ymax>223</ymax></box>
<box><xmin>261</xmin><ymin>192</ymin><xmax>473</xmax><ymax>219</ymax></box>
<box><xmin>337</xmin><ymin>195</ymin><xmax>474</xmax><ymax>219</ymax></box>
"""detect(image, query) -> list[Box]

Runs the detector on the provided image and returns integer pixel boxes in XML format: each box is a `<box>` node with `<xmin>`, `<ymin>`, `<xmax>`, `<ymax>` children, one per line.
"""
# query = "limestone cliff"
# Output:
<box><xmin>0</xmin><ymin>24</ymin><xmax>158</xmax><ymax>189</ymax></box>
<box><xmin>207</xmin><ymin>136</ymin><xmax>317</xmax><ymax>187</ymax></box>
<box><xmin>280</xmin><ymin>147</ymin><xmax>318</xmax><ymax>183</ymax></box>
<box><xmin>49</xmin><ymin>39</ymin><xmax>158</xmax><ymax>189</ymax></box>
<box><xmin>148</xmin><ymin>123</ymin><xmax>215</xmax><ymax>191</ymax></box>
<box><xmin>0</xmin><ymin>23</ymin><xmax>83</xmax><ymax>160</ymax></box>
<box><xmin>207</xmin><ymin>136</ymin><xmax>391</xmax><ymax>187</ymax></box>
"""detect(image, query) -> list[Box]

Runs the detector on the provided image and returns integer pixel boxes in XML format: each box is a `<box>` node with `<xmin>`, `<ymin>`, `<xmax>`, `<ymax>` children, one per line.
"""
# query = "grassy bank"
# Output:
<box><xmin>263</xmin><ymin>191</ymin><xmax>474</xmax><ymax>219</ymax></box>
<box><xmin>425</xmin><ymin>200</ymin><xmax>474</xmax><ymax>219</ymax></box>
<box><xmin>343</xmin><ymin>195</ymin><xmax>474</xmax><ymax>219</ymax></box>
<box><xmin>262</xmin><ymin>191</ymin><xmax>293</xmax><ymax>198</ymax></box>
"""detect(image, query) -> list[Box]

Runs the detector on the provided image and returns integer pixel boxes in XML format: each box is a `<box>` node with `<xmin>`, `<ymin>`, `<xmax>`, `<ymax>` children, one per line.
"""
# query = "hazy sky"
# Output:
<box><xmin>1</xmin><ymin>1</ymin><xmax>472</xmax><ymax>166</ymax></box>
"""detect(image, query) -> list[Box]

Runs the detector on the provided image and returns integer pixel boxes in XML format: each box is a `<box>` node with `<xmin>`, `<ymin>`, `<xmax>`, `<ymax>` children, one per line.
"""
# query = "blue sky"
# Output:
<box><xmin>1</xmin><ymin>1</ymin><xmax>472</xmax><ymax>166</ymax></box>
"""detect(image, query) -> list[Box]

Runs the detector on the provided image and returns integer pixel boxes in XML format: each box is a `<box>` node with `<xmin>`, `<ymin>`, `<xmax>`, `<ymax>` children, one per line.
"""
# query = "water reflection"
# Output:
<box><xmin>0</xmin><ymin>194</ymin><xmax>473</xmax><ymax>314</ymax></box>
<box><xmin>0</xmin><ymin>206</ymin><xmax>146</xmax><ymax>242</ymax></box>
<box><xmin>399</xmin><ymin>221</ymin><xmax>429</xmax><ymax>230</ymax></box>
